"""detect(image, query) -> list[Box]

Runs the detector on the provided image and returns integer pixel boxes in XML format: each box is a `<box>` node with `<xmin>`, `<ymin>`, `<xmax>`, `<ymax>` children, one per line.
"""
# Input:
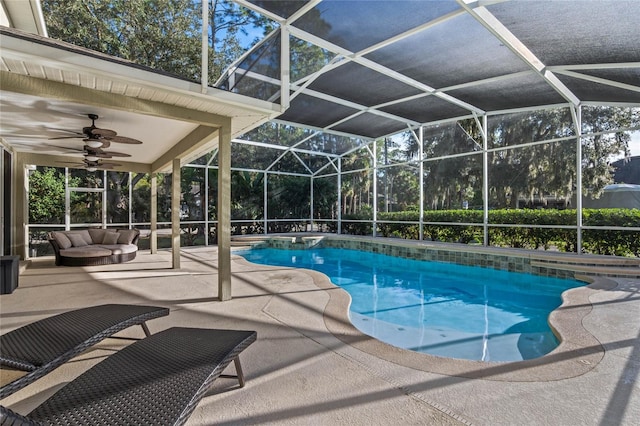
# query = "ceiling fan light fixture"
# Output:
<box><xmin>85</xmin><ymin>155</ymin><xmax>99</xmax><ymax>162</ymax></box>
<box><xmin>86</xmin><ymin>140</ymin><xmax>103</xmax><ymax>148</ymax></box>
<box><xmin>86</xmin><ymin>167</ymin><xmax>97</xmax><ymax>172</ymax></box>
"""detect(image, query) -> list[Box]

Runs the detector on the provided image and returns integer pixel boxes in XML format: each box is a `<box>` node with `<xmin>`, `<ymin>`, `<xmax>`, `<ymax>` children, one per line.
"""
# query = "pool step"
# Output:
<box><xmin>529</xmin><ymin>251</ymin><xmax>640</xmax><ymax>267</ymax></box>
<box><xmin>231</xmin><ymin>235</ymin><xmax>325</xmax><ymax>248</ymax></box>
<box><xmin>531</xmin><ymin>259</ymin><xmax>640</xmax><ymax>278</ymax></box>
<box><xmin>230</xmin><ymin>236</ymin><xmax>270</xmax><ymax>247</ymax></box>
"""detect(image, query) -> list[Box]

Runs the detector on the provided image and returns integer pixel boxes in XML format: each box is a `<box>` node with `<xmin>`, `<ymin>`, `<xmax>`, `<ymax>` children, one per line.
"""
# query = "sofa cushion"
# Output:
<box><xmin>102</xmin><ymin>232</ymin><xmax>120</xmax><ymax>245</ymax></box>
<box><xmin>59</xmin><ymin>247</ymin><xmax>113</xmax><ymax>258</ymax></box>
<box><xmin>98</xmin><ymin>244</ymin><xmax>138</xmax><ymax>255</ymax></box>
<box><xmin>67</xmin><ymin>233</ymin><xmax>90</xmax><ymax>247</ymax></box>
<box><xmin>117</xmin><ymin>229</ymin><xmax>138</xmax><ymax>245</ymax></box>
<box><xmin>88</xmin><ymin>229</ymin><xmax>108</xmax><ymax>244</ymax></box>
<box><xmin>51</xmin><ymin>232</ymin><xmax>72</xmax><ymax>249</ymax></box>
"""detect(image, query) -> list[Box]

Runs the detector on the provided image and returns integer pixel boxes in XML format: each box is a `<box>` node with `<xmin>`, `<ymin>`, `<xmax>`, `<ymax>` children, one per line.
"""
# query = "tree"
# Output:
<box><xmin>313</xmin><ymin>176</ymin><xmax>337</xmax><ymax>220</ymax></box>
<box><xmin>43</xmin><ymin>0</ymin><xmax>264</xmax><ymax>82</ymax></box>
<box><xmin>156</xmin><ymin>172</ymin><xmax>173</xmax><ymax>222</ymax></box>
<box><xmin>408</xmin><ymin>120</ymin><xmax>481</xmax><ymax>210</ymax></box>
<box><xmin>267</xmin><ymin>175</ymin><xmax>310</xmax><ymax>220</ymax></box>
<box><xmin>208</xmin><ymin>0</ymin><xmax>266</xmax><ymax>79</ymax></box>
<box><xmin>398</xmin><ymin>107</ymin><xmax>636</xmax><ymax>211</ymax></box>
<box><xmin>106</xmin><ymin>171</ymin><xmax>130</xmax><ymax>223</ymax></box>
<box><xmin>580</xmin><ymin>106</ymin><xmax>636</xmax><ymax>197</ymax></box>
<box><xmin>180</xmin><ymin>167</ymin><xmax>205</xmax><ymax>221</ymax></box>
<box><xmin>231</xmin><ymin>170</ymin><xmax>263</xmax><ymax>221</ymax></box>
<box><xmin>130</xmin><ymin>173</ymin><xmax>151</xmax><ymax>223</ymax></box>
<box><xmin>28</xmin><ymin>167</ymin><xmax>68</xmax><ymax>224</ymax></box>
<box><xmin>487</xmin><ymin>107</ymin><xmax>635</xmax><ymax>207</ymax></box>
<box><xmin>341</xmin><ymin>148</ymin><xmax>373</xmax><ymax>215</ymax></box>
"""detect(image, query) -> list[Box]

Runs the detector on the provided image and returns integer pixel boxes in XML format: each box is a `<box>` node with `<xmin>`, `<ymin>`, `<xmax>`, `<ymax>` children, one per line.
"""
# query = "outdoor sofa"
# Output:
<box><xmin>48</xmin><ymin>228</ymin><xmax>140</xmax><ymax>266</ymax></box>
<box><xmin>0</xmin><ymin>304</ymin><xmax>169</xmax><ymax>398</ymax></box>
<box><xmin>0</xmin><ymin>327</ymin><xmax>257</xmax><ymax>426</ymax></box>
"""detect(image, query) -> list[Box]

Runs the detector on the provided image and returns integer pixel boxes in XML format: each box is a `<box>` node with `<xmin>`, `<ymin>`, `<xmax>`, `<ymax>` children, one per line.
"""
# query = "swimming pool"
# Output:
<box><xmin>236</xmin><ymin>246</ymin><xmax>584</xmax><ymax>362</ymax></box>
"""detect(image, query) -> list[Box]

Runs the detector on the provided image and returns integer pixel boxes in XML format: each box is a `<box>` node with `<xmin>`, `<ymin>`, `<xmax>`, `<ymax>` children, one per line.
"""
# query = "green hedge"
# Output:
<box><xmin>350</xmin><ymin>209</ymin><xmax>640</xmax><ymax>257</ymax></box>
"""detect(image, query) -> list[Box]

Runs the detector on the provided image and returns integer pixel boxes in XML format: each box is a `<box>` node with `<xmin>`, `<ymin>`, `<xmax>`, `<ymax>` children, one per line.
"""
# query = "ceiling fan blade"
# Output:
<box><xmin>49</xmin><ymin>135</ymin><xmax>84</xmax><ymax>140</ymax></box>
<box><xmin>90</xmin><ymin>152</ymin><xmax>112</xmax><ymax>158</ymax></box>
<box><xmin>47</xmin><ymin>127</ymin><xmax>85</xmax><ymax>135</ymax></box>
<box><xmin>97</xmin><ymin>162</ymin><xmax>122</xmax><ymax>167</ymax></box>
<box><xmin>100</xmin><ymin>151</ymin><xmax>131</xmax><ymax>158</ymax></box>
<box><xmin>57</xmin><ymin>161</ymin><xmax>85</xmax><ymax>165</ymax></box>
<box><xmin>90</xmin><ymin>127</ymin><xmax>117</xmax><ymax>138</ymax></box>
<box><xmin>103</xmin><ymin>135</ymin><xmax>143</xmax><ymax>144</ymax></box>
<box><xmin>83</xmin><ymin>147</ymin><xmax>131</xmax><ymax>158</ymax></box>
<box><xmin>48</xmin><ymin>144</ymin><xmax>85</xmax><ymax>152</ymax></box>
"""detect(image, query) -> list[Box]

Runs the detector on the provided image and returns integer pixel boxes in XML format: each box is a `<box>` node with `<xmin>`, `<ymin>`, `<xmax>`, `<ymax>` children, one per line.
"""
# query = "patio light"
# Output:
<box><xmin>84</xmin><ymin>139</ymin><xmax>103</xmax><ymax>148</ymax></box>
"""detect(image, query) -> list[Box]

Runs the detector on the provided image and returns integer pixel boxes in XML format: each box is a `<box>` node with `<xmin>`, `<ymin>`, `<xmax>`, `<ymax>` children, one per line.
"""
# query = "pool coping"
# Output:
<box><xmin>232</xmin><ymin>236</ymin><xmax>624</xmax><ymax>382</ymax></box>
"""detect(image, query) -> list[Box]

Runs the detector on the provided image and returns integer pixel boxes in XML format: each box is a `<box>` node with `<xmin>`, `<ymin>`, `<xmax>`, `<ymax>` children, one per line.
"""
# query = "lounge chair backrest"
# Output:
<box><xmin>0</xmin><ymin>304</ymin><xmax>169</xmax><ymax>398</ymax></box>
<box><xmin>1</xmin><ymin>327</ymin><xmax>257</xmax><ymax>426</ymax></box>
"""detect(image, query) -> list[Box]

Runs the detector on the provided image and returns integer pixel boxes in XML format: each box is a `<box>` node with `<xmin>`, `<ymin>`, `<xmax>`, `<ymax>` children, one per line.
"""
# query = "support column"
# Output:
<box><xmin>218</xmin><ymin>121</ymin><xmax>232</xmax><ymax>301</ymax></box>
<box><xmin>574</xmin><ymin>105</ymin><xmax>583</xmax><ymax>253</ymax></box>
<box><xmin>150</xmin><ymin>173</ymin><xmax>158</xmax><ymax>254</ymax></box>
<box><xmin>337</xmin><ymin>158</ymin><xmax>342</xmax><ymax>234</ymax></box>
<box><xmin>201</xmin><ymin>0</ymin><xmax>209</xmax><ymax>93</ymax></box>
<box><xmin>482</xmin><ymin>115</ymin><xmax>489</xmax><ymax>246</ymax></box>
<box><xmin>64</xmin><ymin>169</ymin><xmax>70</xmax><ymax>230</ymax></box>
<box><xmin>372</xmin><ymin>140</ymin><xmax>377</xmax><ymax>237</ymax></box>
<box><xmin>171</xmin><ymin>159</ymin><xmax>181</xmax><ymax>269</ymax></box>
<box><xmin>128</xmin><ymin>172</ymin><xmax>133</xmax><ymax>228</ymax></box>
<box><xmin>280</xmin><ymin>26</ymin><xmax>290</xmax><ymax>110</ymax></box>
<box><xmin>101</xmin><ymin>170</ymin><xmax>107</xmax><ymax>229</ymax></box>
<box><xmin>418</xmin><ymin>126</ymin><xmax>424</xmax><ymax>241</ymax></box>
<box><xmin>263</xmin><ymin>171</ymin><xmax>268</xmax><ymax>234</ymax></box>
<box><xmin>15</xmin><ymin>154</ymin><xmax>27</xmax><ymax>259</ymax></box>
<box><xmin>310</xmin><ymin>176</ymin><xmax>314</xmax><ymax>231</ymax></box>
<box><xmin>204</xmin><ymin>165</ymin><xmax>209</xmax><ymax>246</ymax></box>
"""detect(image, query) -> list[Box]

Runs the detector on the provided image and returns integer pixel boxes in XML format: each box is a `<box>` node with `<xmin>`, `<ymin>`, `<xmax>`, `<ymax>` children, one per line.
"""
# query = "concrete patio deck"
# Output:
<box><xmin>1</xmin><ymin>247</ymin><xmax>638</xmax><ymax>425</ymax></box>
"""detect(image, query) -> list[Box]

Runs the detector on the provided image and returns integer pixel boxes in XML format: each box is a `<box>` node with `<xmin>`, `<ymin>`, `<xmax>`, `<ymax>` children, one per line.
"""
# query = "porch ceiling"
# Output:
<box><xmin>0</xmin><ymin>27</ymin><xmax>281</xmax><ymax>172</ymax></box>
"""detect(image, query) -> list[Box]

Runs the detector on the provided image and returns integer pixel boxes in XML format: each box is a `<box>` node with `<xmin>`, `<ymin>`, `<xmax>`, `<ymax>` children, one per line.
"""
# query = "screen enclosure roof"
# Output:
<box><xmin>227</xmin><ymin>0</ymin><xmax>640</xmax><ymax>149</ymax></box>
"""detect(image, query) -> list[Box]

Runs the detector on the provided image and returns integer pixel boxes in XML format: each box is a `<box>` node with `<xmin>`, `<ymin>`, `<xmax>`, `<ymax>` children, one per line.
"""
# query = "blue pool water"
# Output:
<box><xmin>236</xmin><ymin>247</ymin><xmax>584</xmax><ymax>361</ymax></box>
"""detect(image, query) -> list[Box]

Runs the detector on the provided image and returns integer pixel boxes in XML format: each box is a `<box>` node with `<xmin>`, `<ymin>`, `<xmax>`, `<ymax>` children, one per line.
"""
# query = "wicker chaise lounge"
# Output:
<box><xmin>0</xmin><ymin>304</ymin><xmax>169</xmax><ymax>398</ymax></box>
<box><xmin>0</xmin><ymin>327</ymin><xmax>257</xmax><ymax>426</ymax></box>
<box><xmin>48</xmin><ymin>229</ymin><xmax>140</xmax><ymax>266</ymax></box>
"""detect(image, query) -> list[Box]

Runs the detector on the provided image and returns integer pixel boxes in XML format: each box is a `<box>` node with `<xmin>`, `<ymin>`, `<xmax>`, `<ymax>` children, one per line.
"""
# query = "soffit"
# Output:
<box><xmin>0</xmin><ymin>27</ymin><xmax>281</xmax><ymax>171</ymax></box>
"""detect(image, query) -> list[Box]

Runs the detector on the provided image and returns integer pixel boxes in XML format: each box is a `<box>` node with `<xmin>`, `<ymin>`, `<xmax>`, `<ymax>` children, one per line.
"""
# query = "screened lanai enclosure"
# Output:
<box><xmin>15</xmin><ymin>0</ymin><xmax>640</xmax><ymax>258</ymax></box>
<box><xmin>27</xmin><ymin>104</ymin><xmax>640</xmax><ymax>258</ymax></box>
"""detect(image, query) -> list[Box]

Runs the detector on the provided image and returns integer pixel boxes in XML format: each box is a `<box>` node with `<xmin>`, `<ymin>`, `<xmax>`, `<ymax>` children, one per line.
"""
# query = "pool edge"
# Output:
<box><xmin>314</xmin><ymin>267</ymin><xmax>613</xmax><ymax>382</ymax></box>
<box><xmin>232</xmin><ymin>238</ymin><xmax>623</xmax><ymax>382</ymax></box>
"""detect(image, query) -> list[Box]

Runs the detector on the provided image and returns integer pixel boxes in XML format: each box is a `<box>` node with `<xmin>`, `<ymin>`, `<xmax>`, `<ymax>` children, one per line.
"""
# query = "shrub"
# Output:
<box><xmin>375</xmin><ymin>208</ymin><xmax>639</xmax><ymax>256</ymax></box>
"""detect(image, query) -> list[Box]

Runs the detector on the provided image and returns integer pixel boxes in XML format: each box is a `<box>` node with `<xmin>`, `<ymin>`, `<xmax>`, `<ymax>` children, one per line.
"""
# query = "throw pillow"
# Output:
<box><xmin>52</xmin><ymin>232</ymin><xmax>72</xmax><ymax>249</ymax></box>
<box><xmin>89</xmin><ymin>229</ymin><xmax>107</xmax><ymax>244</ymax></box>
<box><xmin>117</xmin><ymin>229</ymin><xmax>137</xmax><ymax>245</ymax></box>
<box><xmin>102</xmin><ymin>232</ymin><xmax>120</xmax><ymax>245</ymax></box>
<box><xmin>78</xmin><ymin>230</ymin><xmax>93</xmax><ymax>245</ymax></box>
<box><xmin>68</xmin><ymin>230</ymin><xmax>92</xmax><ymax>245</ymax></box>
<box><xmin>67</xmin><ymin>233</ymin><xmax>89</xmax><ymax>247</ymax></box>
